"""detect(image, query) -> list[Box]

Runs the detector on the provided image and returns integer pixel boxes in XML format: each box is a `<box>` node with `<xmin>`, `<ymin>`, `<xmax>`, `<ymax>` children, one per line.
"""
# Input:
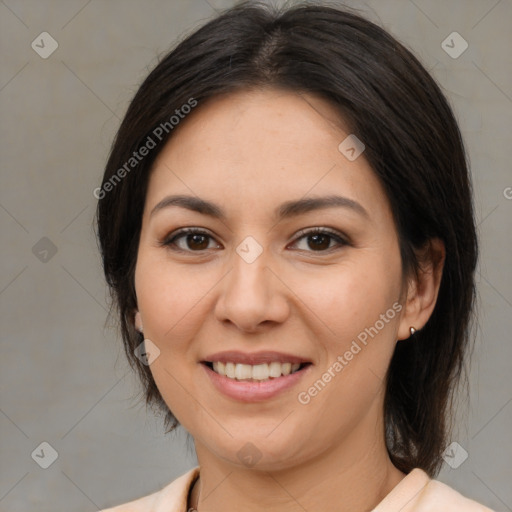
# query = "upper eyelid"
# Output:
<box><xmin>294</xmin><ymin>226</ymin><xmax>347</xmax><ymax>239</ymax></box>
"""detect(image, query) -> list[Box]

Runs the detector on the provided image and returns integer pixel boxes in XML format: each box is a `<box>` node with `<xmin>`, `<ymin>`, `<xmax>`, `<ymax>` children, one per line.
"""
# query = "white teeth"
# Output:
<box><xmin>281</xmin><ymin>362</ymin><xmax>292</xmax><ymax>376</ymax></box>
<box><xmin>269</xmin><ymin>361</ymin><xmax>282</xmax><ymax>378</ymax></box>
<box><xmin>235</xmin><ymin>363</ymin><xmax>252</xmax><ymax>380</ymax></box>
<box><xmin>252</xmin><ymin>363</ymin><xmax>269</xmax><ymax>380</ymax></box>
<box><xmin>211</xmin><ymin>361</ymin><xmax>303</xmax><ymax>380</ymax></box>
<box><xmin>225</xmin><ymin>362</ymin><xmax>236</xmax><ymax>379</ymax></box>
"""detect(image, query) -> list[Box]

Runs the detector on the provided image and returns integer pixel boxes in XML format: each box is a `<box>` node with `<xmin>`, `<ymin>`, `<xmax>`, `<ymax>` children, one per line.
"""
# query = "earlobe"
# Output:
<box><xmin>134</xmin><ymin>310</ymin><xmax>143</xmax><ymax>333</ymax></box>
<box><xmin>397</xmin><ymin>238</ymin><xmax>445</xmax><ymax>341</ymax></box>
<box><xmin>397</xmin><ymin>278</ymin><xmax>421</xmax><ymax>340</ymax></box>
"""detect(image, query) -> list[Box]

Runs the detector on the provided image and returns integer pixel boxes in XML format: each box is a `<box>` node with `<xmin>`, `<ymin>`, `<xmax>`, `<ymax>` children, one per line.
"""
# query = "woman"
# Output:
<box><xmin>96</xmin><ymin>2</ymin><xmax>493</xmax><ymax>510</ymax></box>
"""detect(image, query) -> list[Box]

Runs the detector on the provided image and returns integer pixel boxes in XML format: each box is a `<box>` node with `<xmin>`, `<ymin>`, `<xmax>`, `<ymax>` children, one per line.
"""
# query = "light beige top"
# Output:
<box><xmin>100</xmin><ymin>466</ymin><xmax>495</xmax><ymax>511</ymax></box>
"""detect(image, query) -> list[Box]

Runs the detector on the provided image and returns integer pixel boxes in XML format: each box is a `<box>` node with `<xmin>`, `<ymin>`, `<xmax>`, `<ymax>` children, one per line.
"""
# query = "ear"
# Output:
<box><xmin>397</xmin><ymin>238</ymin><xmax>445</xmax><ymax>340</ymax></box>
<box><xmin>134</xmin><ymin>310</ymin><xmax>143</xmax><ymax>332</ymax></box>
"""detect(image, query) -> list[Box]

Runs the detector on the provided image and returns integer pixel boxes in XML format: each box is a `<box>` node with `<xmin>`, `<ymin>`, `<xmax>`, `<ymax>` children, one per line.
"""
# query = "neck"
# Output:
<box><xmin>189</xmin><ymin>414</ymin><xmax>406</xmax><ymax>512</ymax></box>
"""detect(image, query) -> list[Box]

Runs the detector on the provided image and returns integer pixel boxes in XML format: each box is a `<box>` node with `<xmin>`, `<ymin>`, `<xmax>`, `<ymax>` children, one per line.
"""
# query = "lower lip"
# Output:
<box><xmin>201</xmin><ymin>363</ymin><xmax>311</xmax><ymax>402</ymax></box>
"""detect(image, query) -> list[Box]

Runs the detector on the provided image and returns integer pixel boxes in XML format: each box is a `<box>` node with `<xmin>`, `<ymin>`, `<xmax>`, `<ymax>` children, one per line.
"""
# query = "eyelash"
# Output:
<box><xmin>161</xmin><ymin>227</ymin><xmax>349</xmax><ymax>254</ymax></box>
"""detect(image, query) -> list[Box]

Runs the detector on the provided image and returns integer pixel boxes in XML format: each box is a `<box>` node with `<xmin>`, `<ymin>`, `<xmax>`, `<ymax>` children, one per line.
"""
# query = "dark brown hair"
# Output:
<box><xmin>96</xmin><ymin>1</ymin><xmax>478</xmax><ymax>476</ymax></box>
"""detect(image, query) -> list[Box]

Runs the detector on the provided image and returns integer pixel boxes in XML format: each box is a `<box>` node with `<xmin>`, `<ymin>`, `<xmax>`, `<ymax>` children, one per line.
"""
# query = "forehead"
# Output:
<box><xmin>145</xmin><ymin>88</ymin><xmax>390</xmax><ymax>222</ymax></box>
<box><xmin>154</xmin><ymin>88</ymin><xmax>351</xmax><ymax>172</ymax></box>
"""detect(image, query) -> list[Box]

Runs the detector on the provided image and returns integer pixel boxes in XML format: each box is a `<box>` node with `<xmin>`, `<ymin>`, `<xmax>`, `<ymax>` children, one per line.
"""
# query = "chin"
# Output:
<box><xmin>205</xmin><ymin>431</ymin><xmax>311</xmax><ymax>472</ymax></box>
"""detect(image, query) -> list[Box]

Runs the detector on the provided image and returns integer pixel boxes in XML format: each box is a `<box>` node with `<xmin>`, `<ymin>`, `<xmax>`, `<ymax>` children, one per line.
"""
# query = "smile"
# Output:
<box><xmin>207</xmin><ymin>361</ymin><xmax>306</xmax><ymax>381</ymax></box>
<box><xmin>200</xmin><ymin>351</ymin><xmax>313</xmax><ymax>402</ymax></box>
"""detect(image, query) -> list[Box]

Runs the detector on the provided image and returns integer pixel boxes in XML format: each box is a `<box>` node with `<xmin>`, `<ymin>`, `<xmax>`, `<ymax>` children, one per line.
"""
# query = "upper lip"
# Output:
<box><xmin>202</xmin><ymin>351</ymin><xmax>311</xmax><ymax>365</ymax></box>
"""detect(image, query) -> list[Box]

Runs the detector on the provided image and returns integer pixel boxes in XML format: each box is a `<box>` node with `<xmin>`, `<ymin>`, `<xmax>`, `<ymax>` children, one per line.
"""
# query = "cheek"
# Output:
<box><xmin>295</xmin><ymin>251</ymin><xmax>402</xmax><ymax>409</ymax></box>
<box><xmin>295</xmin><ymin>310</ymin><xmax>399</xmax><ymax>448</ymax></box>
<box><xmin>135</xmin><ymin>252</ymin><xmax>211</xmax><ymax>344</ymax></box>
<box><xmin>134</xmin><ymin>256</ymin><xmax>210</xmax><ymax>423</ymax></box>
<box><xmin>295</xmin><ymin>252</ymin><xmax>402</xmax><ymax>343</ymax></box>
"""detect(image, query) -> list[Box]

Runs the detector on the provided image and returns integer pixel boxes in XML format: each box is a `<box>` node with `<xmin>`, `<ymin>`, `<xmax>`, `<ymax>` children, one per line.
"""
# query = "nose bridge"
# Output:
<box><xmin>229</xmin><ymin>236</ymin><xmax>272</xmax><ymax>299</ymax></box>
<box><xmin>215</xmin><ymin>235</ymin><xmax>288</xmax><ymax>330</ymax></box>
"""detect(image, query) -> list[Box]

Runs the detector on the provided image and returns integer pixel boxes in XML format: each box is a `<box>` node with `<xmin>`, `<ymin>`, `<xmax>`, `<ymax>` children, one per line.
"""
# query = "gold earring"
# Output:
<box><xmin>409</xmin><ymin>326</ymin><xmax>416</xmax><ymax>336</ymax></box>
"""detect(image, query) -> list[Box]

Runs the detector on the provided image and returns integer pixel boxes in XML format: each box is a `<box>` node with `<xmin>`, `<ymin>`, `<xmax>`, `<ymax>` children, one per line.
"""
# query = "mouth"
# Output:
<box><xmin>200</xmin><ymin>351</ymin><xmax>313</xmax><ymax>402</ymax></box>
<box><xmin>202</xmin><ymin>361</ymin><xmax>311</xmax><ymax>382</ymax></box>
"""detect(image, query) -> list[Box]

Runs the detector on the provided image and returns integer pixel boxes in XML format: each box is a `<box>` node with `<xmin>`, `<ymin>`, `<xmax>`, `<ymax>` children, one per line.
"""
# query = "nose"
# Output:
<box><xmin>214</xmin><ymin>246</ymin><xmax>290</xmax><ymax>333</ymax></box>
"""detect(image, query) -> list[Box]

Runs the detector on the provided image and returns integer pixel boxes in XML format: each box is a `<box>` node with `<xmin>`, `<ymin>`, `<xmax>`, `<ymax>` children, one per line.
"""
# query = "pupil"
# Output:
<box><xmin>189</xmin><ymin>234</ymin><xmax>208</xmax><ymax>250</ymax></box>
<box><xmin>309</xmin><ymin>234</ymin><xmax>329</xmax><ymax>250</ymax></box>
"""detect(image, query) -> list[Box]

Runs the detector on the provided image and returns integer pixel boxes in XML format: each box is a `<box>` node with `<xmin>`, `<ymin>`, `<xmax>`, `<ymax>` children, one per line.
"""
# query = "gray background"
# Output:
<box><xmin>1</xmin><ymin>0</ymin><xmax>511</xmax><ymax>510</ymax></box>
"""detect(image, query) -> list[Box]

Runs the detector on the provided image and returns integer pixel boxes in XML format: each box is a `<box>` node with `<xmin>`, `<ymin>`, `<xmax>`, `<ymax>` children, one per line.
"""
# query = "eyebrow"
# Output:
<box><xmin>150</xmin><ymin>194</ymin><xmax>369</xmax><ymax>221</ymax></box>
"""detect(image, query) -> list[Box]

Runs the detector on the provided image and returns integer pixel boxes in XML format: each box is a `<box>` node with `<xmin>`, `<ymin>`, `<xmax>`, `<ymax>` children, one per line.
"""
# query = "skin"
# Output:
<box><xmin>133</xmin><ymin>88</ymin><xmax>445</xmax><ymax>512</ymax></box>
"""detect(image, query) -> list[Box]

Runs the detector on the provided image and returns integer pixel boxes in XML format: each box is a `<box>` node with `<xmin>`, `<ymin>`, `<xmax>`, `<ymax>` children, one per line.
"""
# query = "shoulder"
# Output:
<box><xmin>99</xmin><ymin>467</ymin><xmax>200</xmax><ymax>512</ymax></box>
<box><xmin>374</xmin><ymin>468</ymin><xmax>495</xmax><ymax>512</ymax></box>
<box><xmin>418</xmin><ymin>477</ymin><xmax>495</xmax><ymax>512</ymax></box>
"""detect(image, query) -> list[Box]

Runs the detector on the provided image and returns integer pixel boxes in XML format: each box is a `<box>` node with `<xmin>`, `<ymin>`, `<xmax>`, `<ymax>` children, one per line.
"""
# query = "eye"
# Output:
<box><xmin>290</xmin><ymin>227</ymin><xmax>348</xmax><ymax>252</ymax></box>
<box><xmin>161</xmin><ymin>227</ymin><xmax>348</xmax><ymax>254</ymax></box>
<box><xmin>161</xmin><ymin>228</ymin><xmax>220</xmax><ymax>252</ymax></box>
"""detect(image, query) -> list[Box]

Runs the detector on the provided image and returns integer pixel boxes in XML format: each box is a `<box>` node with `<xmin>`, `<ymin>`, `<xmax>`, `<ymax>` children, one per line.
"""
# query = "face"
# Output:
<box><xmin>134</xmin><ymin>88</ymin><xmax>407</xmax><ymax>471</ymax></box>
